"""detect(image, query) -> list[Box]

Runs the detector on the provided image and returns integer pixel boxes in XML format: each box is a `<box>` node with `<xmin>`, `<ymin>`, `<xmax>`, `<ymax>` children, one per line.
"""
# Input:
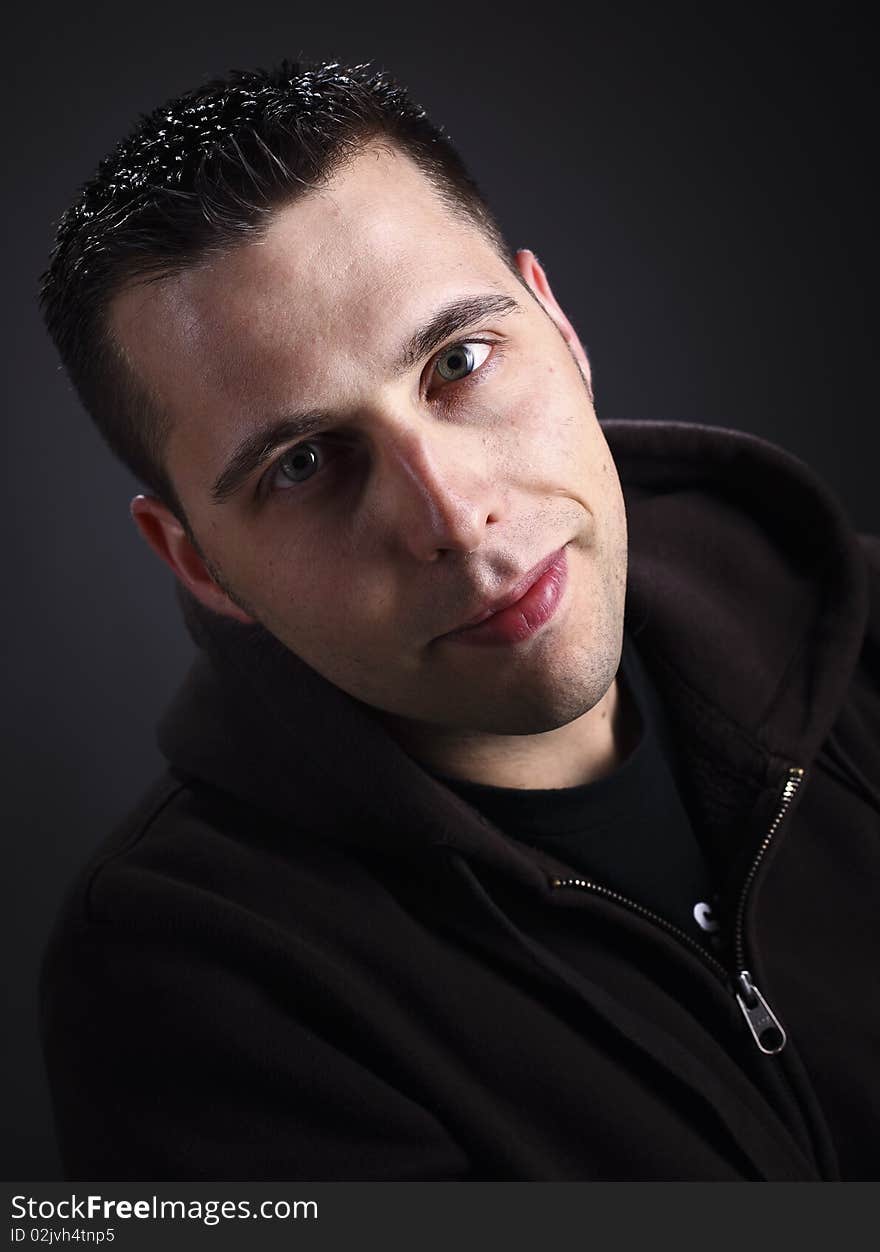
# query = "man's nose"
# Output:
<box><xmin>366</xmin><ymin>415</ymin><xmax>505</xmax><ymax>562</ymax></box>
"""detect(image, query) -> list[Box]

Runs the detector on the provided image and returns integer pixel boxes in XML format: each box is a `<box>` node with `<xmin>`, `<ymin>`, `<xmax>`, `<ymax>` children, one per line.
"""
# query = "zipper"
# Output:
<box><xmin>733</xmin><ymin>767</ymin><xmax>804</xmax><ymax>974</ymax></box>
<box><xmin>548</xmin><ymin>873</ymin><xmax>732</xmax><ymax>981</ymax></box>
<box><xmin>730</xmin><ymin>766</ymin><xmax>804</xmax><ymax>1054</ymax></box>
<box><xmin>549</xmin><ymin>765</ymin><xmax>805</xmax><ymax>1056</ymax></box>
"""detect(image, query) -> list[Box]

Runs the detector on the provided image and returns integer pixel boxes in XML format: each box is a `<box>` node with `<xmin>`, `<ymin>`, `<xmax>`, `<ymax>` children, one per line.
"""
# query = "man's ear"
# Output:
<box><xmin>129</xmin><ymin>494</ymin><xmax>256</xmax><ymax>625</ymax></box>
<box><xmin>514</xmin><ymin>249</ymin><xmax>593</xmax><ymax>396</ymax></box>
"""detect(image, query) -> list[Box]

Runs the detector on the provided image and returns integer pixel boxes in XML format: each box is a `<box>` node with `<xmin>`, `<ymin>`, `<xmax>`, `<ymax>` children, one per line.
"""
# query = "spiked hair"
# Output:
<box><xmin>39</xmin><ymin>60</ymin><xmax>512</xmax><ymax>543</ymax></box>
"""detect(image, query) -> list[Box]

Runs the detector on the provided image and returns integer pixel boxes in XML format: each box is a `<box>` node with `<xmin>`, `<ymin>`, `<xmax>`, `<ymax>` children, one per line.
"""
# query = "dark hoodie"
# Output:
<box><xmin>40</xmin><ymin>421</ymin><xmax>880</xmax><ymax>1181</ymax></box>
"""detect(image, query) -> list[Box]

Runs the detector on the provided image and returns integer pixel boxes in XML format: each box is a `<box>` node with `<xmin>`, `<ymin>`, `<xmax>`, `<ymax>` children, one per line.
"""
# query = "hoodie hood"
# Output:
<box><xmin>157</xmin><ymin>420</ymin><xmax>869</xmax><ymax>878</ymax></box>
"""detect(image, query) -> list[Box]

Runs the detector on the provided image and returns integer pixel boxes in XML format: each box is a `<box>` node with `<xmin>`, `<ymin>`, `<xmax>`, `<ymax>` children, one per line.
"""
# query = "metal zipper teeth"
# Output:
<box><xmin>551</xmin><ymin>765</ymin><xmax>805</xmax><ymax>977</ymax></box>
<box><xmin>547</xmin><ymin>875</ymin><xmax>730</xmax><ymax>982</ymax></box>
<box><xmin>733</xmin><ymin>766</ymin><xmax>805</xmax><ymax>972</ymax></box>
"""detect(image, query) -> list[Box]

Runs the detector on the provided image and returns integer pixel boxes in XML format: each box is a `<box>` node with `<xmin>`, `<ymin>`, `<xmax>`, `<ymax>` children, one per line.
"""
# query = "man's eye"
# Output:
<box><xmin>271</xmin><ymin>442</ymin><xmax>324</xmax><ymax>490</ymax></box>
<box><xmin>432</xmin><ymin>341</ymin><xmax>492</xmax><ymax>384</ymax></box>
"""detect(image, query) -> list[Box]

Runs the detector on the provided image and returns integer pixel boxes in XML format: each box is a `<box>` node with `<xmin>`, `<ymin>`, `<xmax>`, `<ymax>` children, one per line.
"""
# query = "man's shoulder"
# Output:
<box><xmin>857</xmin><ymin>531</ymin><xmax>880</xmax><ymax>596</ymax></box>
<box><xmin>42</xmin><ymin>770</ymin><xmax>354</xmax><ymax>967</ymax></box>
<box><xmin>44</xmin><ymin>770</ymin><xmax>191</xmax><ymax>940</ymax></box>
<box><xmin>838</xmin><ymin>531</ymin><xmax>880</xmax><ymax>736</ymax></box>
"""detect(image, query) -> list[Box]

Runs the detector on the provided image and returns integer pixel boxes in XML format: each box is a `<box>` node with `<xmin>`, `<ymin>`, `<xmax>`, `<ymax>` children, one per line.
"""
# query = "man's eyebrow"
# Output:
<box><xmin>210</xmin><ymin>410</ymin><xmax>331</xmax><ymax>505</ymax></box>
<box><xmin>209</xmin><ymin>291</ymin><xmax>521</xmax><ymax>506</ymax></box>
<box><xmin>395</xmin><ymin>292</ymin><xmax>520</xmax><ymax>372</ymax></box>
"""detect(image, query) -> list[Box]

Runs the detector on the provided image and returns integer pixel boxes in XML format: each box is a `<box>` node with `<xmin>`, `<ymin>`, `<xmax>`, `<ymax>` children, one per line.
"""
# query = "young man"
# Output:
<box><xmin>39</xmin><ymin>61</ymin><xmax>879</xmax><ymax>1181</ymax></box>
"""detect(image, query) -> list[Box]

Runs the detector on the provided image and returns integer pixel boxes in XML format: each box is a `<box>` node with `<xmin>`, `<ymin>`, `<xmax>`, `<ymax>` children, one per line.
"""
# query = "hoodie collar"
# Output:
<box><xmin>157</xmin><ymin>420</ymin><xmax>868</xmax><ymax>870</ymax></box>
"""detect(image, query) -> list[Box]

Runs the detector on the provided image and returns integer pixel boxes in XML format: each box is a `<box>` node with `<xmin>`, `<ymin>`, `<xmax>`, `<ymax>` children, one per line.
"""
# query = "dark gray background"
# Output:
<box><xmin>4</xmin><ymin>1</ymin><xmax>876</xmax><ymax>1178</ymax></box>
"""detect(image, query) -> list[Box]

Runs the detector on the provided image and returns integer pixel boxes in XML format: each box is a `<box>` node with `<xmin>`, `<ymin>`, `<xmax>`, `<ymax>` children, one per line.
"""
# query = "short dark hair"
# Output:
<box><xmin>39</xmin><ymin>60</ymin><xmax>513</xmax><ymax>547</ymax></box>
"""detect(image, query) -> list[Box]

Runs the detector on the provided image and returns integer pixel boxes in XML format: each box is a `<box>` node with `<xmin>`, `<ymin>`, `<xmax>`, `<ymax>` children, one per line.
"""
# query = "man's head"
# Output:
<box><xmin>41</xmin><ymin>61</ymin><xmax>627</xmax><ymax>742</ymax></box>
<box><xmin>40</xmin><ymin>61</ymin><xmax>511</xmax><ymax>544</ymax></box>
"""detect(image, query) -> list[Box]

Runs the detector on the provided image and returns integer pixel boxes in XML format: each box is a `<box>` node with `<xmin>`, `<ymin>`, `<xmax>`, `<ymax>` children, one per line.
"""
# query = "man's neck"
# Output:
<box><xmin>377</xmin><ymin>674</ymin><xmax>641</xmax><ymax>791</ymax></box>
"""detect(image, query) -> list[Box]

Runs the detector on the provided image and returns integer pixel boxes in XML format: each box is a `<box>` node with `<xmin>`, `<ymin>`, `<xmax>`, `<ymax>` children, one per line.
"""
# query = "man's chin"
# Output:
<box><xmin>451</xmin><ymin>686</ymin><xmax>614</xmax><ymax>738</ymax></box>
<box><xmin>394</xmin><ymin>662</ymin><xmax>619</xmax><ymax>738</ymax></box>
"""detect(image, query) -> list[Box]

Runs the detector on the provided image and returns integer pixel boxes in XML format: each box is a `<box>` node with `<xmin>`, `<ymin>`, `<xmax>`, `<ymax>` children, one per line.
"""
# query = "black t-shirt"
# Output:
<box><xmin>434</xmin><ymin>634</ymin><xmax>720</xmax><ymax>949</ymax></box>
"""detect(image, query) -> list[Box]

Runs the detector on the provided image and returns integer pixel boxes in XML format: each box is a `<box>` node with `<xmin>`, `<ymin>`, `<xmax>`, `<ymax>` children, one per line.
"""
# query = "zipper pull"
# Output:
<box><xmin>735</xmin><ymin>970</ymin><xmax>787</xmax><ymax>1054</ymax></box>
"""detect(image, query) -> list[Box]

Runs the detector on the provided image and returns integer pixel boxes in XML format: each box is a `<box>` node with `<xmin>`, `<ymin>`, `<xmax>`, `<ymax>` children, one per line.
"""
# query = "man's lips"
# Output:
<box><xmin>436</xmin><ymin>545</ymin><xmax>569</xmax><ymax>639</ymax></box>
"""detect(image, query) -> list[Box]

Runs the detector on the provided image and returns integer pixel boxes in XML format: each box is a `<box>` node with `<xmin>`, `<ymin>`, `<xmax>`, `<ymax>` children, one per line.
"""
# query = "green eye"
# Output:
<box><xmin>278</xmin><ymin>443</ymin><xmax>322</xmax><ymax>485</ymax></box>
<box><xmin>434</xmin><ymin>341</ymin><xmax>491</xmax><ymax>383</ymax></box>
<box><xmin>436</xmin><ymin>344</ymin><xmax>475</xmax><ymax>382</ymax></box>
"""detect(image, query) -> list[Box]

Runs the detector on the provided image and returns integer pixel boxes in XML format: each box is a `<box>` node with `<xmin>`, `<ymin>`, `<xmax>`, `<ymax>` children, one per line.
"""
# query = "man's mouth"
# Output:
<box><xmin>436</xmin><ymin>545</ymin><xmax>570</xmax><ymax>647</ymax></box>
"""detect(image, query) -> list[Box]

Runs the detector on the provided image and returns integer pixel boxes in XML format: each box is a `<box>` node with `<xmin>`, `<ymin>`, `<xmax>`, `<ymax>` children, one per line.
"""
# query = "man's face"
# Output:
<box><xmin>118</xmin><ymin>143</ymin><xmax>628</xmax><ymax>737</ymax></box>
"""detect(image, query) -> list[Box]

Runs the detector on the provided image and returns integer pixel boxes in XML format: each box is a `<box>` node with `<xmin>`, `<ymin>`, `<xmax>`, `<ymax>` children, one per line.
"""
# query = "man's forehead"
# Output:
<box><xmin>111</xmin><ymin>143</ymin><xmax>505</xmax><ymax>401</ymax></box>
